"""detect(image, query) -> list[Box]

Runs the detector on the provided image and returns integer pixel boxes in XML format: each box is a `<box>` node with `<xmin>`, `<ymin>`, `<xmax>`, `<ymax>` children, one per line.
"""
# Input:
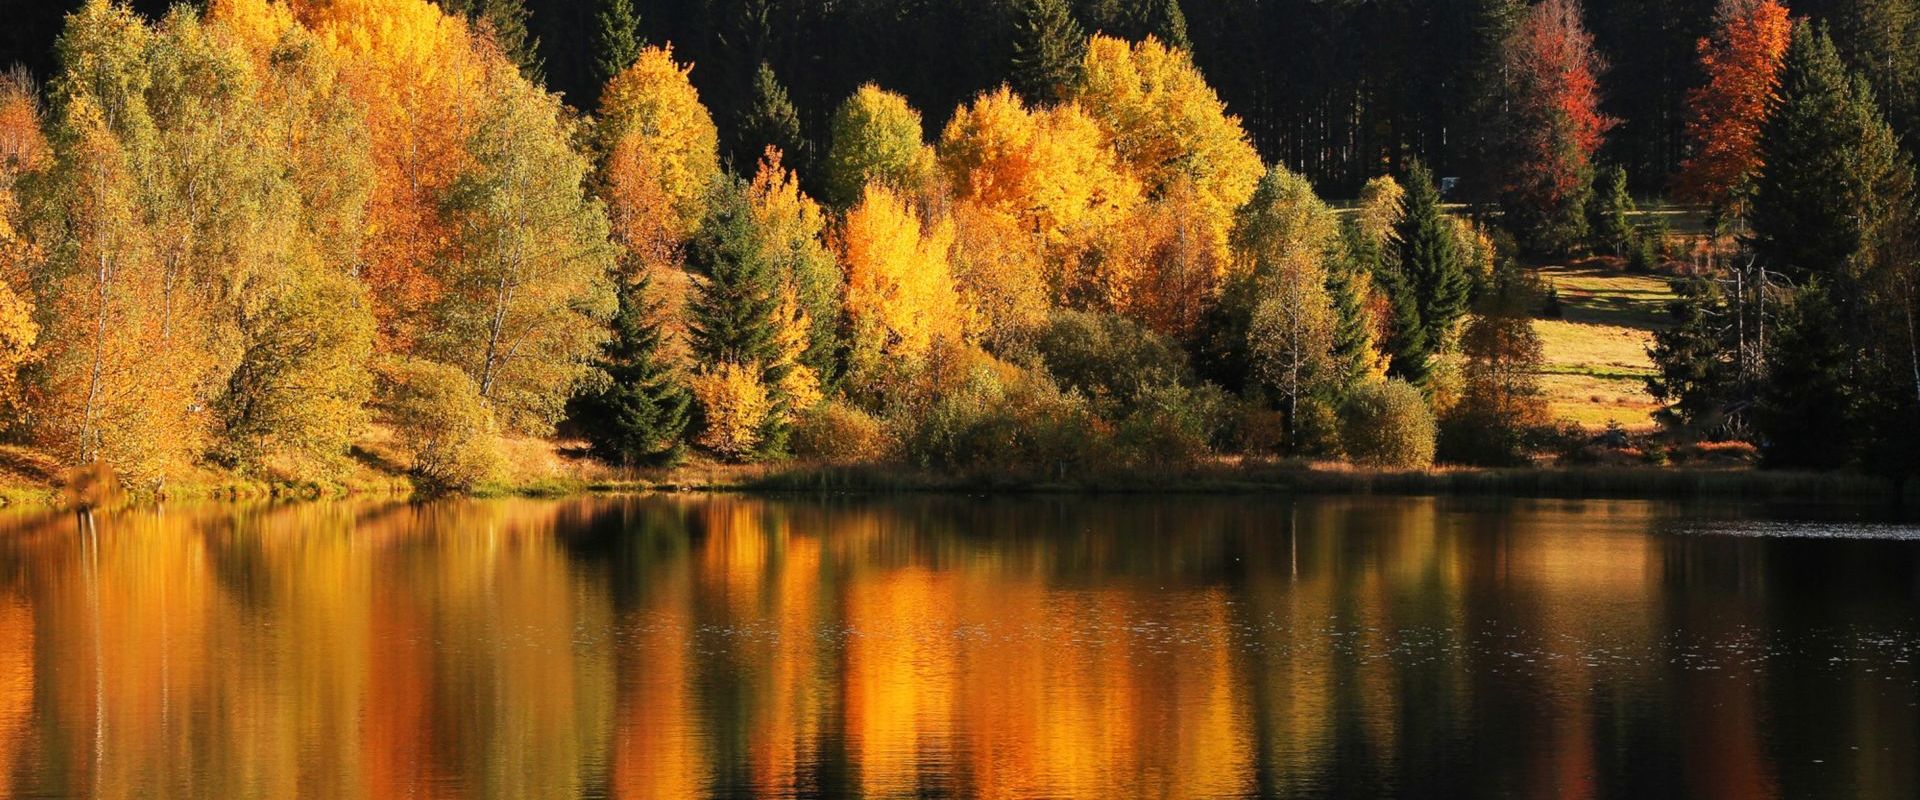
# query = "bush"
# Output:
<box><xmin>1438</xmin><ymin>405</ymin><xmax>1532</xmax><ymax>466</ymax></box>
<box><xmin>375</xmin><ymin>359</ymin><xmax>505</xmax><ymax>491</ymax></box>
<box><xmin>688</xmin><ymin>363</ymin><xmax>774</xmax><ymax>462</ymax></box>
<box><xmin>1291</xmin><ymin>394</ymin><xmax>1344</xmax><ymax>458</ymax></box>
<box><xmin>1626</xmin><ymin>229</ymin><xmax>1659</xmax><ymax>273</ymax></box>
<box><xmin>791</xmin><ymin>401</ymin><xmax>893</xmax><ymax>462</ymax></box>
<box><xmin>1340</xmin><ymin>379</ymin><xmax>1436</xmax><ymax>469</ymax></box>
<box><xmin>899</xmin><ymin>353</ymin><xmax>1105</xmax><ymax>477</ymax></box>
<box><xmin>1034</xmin><ymin>310</ymin><xmax>1191</xmax><ymax>417</ymax></box>
<box><xmin>1113</xmin><ymin>382</ymin><xmax>1227</xmax><ymax>468</ymax></box>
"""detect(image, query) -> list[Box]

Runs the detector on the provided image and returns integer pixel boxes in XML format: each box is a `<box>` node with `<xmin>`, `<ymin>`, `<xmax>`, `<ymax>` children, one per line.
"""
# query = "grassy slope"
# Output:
<box><xmin>1531</xmin><ymin>262</ymin><xmax>1674</xmax><ymax>431</ymax></box>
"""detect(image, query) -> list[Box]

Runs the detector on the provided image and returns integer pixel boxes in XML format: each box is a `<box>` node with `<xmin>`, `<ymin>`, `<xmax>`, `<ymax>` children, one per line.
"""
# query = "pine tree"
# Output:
<box><xmin>733</xmin><ymin>62</ymin><xmax>807</xmax><ymax>174</ymax></box>
<box><xmin>1380</xmin><ymin>267</ymin><xmax>1434</xmax><ymax>385</ymax></box>
<box><xmin>1758</xmin><ymin>280</ymin><xmax>1859</xmax><ymax>468</ymax></box>
<box><xmin>684</xmin><ymin>179</ymin><xmax>791</xmax><ymax>457</ymax></box>
<box><xmin>1325</xmin><ymin>256</ymin><xmax>1375</xmax><ymax>392</ymax></box>
<box><xmin>594</xmin><ymin>0</ymin><xmax>642</xmax><ymax>85</ymax></box>
<box><xmin>1012</xmin><ymin>0</ymin><xmax>1087</xmax><ymax>105</ymax></box>
<box><xmin>1750</xmin><ymin>23</ymin><xmax>1910</xmax><ymax>287</ymax></box>
<box><xmin>1589</xmin><ymin>164</ymin><xmax>1636</xmax><ymax>255</ymax></box>
<box><xmin>1646</xmin><ymin>276</ymin><xmax>1744</xmax><ymax>436</ymax></box>
<box><xmin>1134</xmin><ymin>0</ymin><xmax>1191</xmax><ymax>51</ymax></box>
<box><xmin>1386</xmin><ymin>161</ymin><xmax>1470</xmax><ymax>383</ymax></box>
<box><xmin>573</xmin><ymin>272</ymin><xmax>692</xmax><ymax>468</ymax></box>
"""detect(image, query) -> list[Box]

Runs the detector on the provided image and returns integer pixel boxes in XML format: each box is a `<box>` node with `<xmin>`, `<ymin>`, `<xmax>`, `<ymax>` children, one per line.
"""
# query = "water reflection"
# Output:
<box><xmin>0</xmin><ymin>495</ymin><xmax>1914</xmax><ymax>798</ymax></box>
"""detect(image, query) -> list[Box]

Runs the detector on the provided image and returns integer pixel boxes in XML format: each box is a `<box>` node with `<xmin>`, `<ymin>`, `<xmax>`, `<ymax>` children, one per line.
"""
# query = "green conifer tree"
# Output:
<box><xmin>1012</xmin><ymin>0</ymin><xmax>1088</xmax><ymax>105</ymax></box>
<box><xmin>1758</xmin><ymin>280</ymin><xmax>1859</xmax><ymax>468</ymax></box>
<box><xmin>1589</xmin><ymin>163</ymin><xmax>1636</xmax><ymax>255</ymax></box>
<box><xmin>1385</xmin><ymin>160</ymin><xmax>1469</xmax><ymax>383</ymax></box>
<box><xmin>733</xmin><ymin>62</ymin><xmax>807</xmax><ymax>173</ymax></box>
<box><xmin>594</xmin><ymin>0</ymin><xmax>642</xmax><ymax>85</ymax></box>
<box><xmin>573</xmin><ymin>273</ymin><xmax>692</xmax><ymax>467</ymax></box>
<box><xmin>685</xmin><ymin>179</ymin><xmax>792</xmax><ymax>457</ymax></box>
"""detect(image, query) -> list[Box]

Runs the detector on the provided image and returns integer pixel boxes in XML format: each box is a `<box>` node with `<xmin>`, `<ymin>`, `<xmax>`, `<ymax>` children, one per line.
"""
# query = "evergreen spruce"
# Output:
<box><xmin>1645</xmin><ymin>276</ymin><xmax>1742</xmax><ymax>436</ymax></box>
<box><xmin>685</xmin><ymin>180</ymin><xmax>792</xmax><ymax>457</ymax></box>
<box><xmin>1133</xmin><ymin>0</ymin><xmax>1191</xmax><ymax>50</ymax></box>
<box><xmin>733</xmin><ymin>62</ymin><xmax>808</xmax><ymax>174</ymax></box>
<box><xmin>573</xmin><ymin>273</ymin><xmax>692</xmax><ymax>467</ymax></box>
<box><xmin>1325</xmin><ymin>255</ymin><xmax>1374</xmax><ymax>392</ymax></box>
<box><xmin>1385</xmin><ymin>161</ymin><xmax>1470</xmax><ymax>383</ymax></box>
<box><xmin>1012</xmin><ymin>0</ymin><xmax>1088</xmax><ymax>105</ymax></box>
<box><xmin>595</xmin><ymin>0</ymin><xmax>642</xmax><ymax>85</ymax></box>
<box><xmin>1757</xmin><ymin>281</ymin><xmax>1859</xmax><ymax>468</ymax></box>
<box><xmin>1749</xmin><ymin>23</ymin><xmax>1905</xmax><ymax>284</ymax></box>
<box><xmin>1589</xmin><ymin>163</ymin><xmax>1636</xmax><ymax>256</ymax></box>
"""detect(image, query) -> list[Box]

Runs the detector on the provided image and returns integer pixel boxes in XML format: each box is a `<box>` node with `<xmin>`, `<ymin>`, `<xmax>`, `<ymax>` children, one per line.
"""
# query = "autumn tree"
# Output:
<box><xmin>1011</xmin><ymin>0</ymin><xmax>1086</xmax><ymax>105</ymax></box>
<box><xmin>598</xmin><ymin>44</ymin><xmax>722</xmax><ymax>247</ymax></box>
<box><xmin>838</xmin><ymin>184</ymin><xmax>969</xmax><ymax>378</ymax></box>
<box><xmin>1493</xmin><ymin>0</ymin><xmax>1615</xmax><ymax>254</ymax></box>
<box><xmin>1234</xmin><ymin>166</ymin><xmax>1344</xmax><ymax>436</ymax></box>
<box><xmin>745</xmin><ymin>149</ymin><xmax>840</xmax><ymax>386</ymax></box>
<box><xmin>1068</xmin><ymin>34</ymin><xmax>1261</xmax><ymax>269</ymax></box>
<box><xmin>438</xmin><ymin>0</ymin><xmax>541</xmax><ymax>77</ymax></box>
<box><xmin>1674</xmin><ymin>0</ymin><xmax>1792</xmax><ymax>215</ymax></box>
<box><xmin>824</xmin><ymin>84</ymin><xmax>936</xmax><ymax>208</ymax></box>
<box><xmin>938</xmin><ymin>87</ymin><xmax>1140</xmax><ymax>294</ymax></box>
<box><xmin>291</xmin><ymin>0</ymin><xmax>491</xmax><ymax>350</ymax></box>
<box><xmin>1440</xmin><ymin>264</ymin><xmax>1548</xmax><ymax>465</ymax></box>
<box><xmin>427</xmin><ymin>54</ymin><xmax>616</xmax><ymax>434</ymax></box>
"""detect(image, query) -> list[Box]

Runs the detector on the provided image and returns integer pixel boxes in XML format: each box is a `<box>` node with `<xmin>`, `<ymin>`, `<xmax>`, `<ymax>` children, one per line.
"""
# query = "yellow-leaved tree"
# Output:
<box><xmin>938</xmin><ymin>87</ymin><xmax>1140</xmax><ymax>295</ymax></box>
<box><xmin>837</xmin><ymin>184</ymin><xmax>969</xmax><ymax>379</ymax></box>
<box><xmin>288</xmin><ymin>0</ymin><xmax>487</xmax><ymax>350</ymax></box>
<box><xmin>427</xmin><ymin>50</ymin><xmax>616</xmax><ymax>434</ymax></box>
<box><xmin>1068</xmin><ymin>35</ymin><xmax>1262</xmax><ymax>312</ymax></box>
<box><xmin>746</xmin><ymin>148</ymin><xmax>841</xmax><ymax>385</ymax></box>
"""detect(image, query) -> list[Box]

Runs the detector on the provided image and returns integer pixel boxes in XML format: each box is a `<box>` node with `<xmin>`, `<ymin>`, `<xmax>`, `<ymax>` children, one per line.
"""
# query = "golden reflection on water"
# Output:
<box><xmin>0</xmin><ymin>495</ymin><xmax>1912</xmax><ymax>798</ymax></box>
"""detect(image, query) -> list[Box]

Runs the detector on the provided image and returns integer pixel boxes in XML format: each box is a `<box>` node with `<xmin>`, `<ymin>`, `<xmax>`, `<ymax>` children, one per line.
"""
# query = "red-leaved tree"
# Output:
<box><xmin>1496</xmin><ymin>0</ymin><xmax>1616</xmax><ymax>254</ymax></box>
<box><xmin>1674</xmin><ymin>0</ymin><xmax>1792</xmax><ymax>214</ymax></box>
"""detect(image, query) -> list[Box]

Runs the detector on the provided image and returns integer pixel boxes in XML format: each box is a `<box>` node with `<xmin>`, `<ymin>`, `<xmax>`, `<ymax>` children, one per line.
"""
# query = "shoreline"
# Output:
<box><xmin>5</xmin><ymin>462</ymin><xmax>1902</xmax><ymax>512</ymax></box>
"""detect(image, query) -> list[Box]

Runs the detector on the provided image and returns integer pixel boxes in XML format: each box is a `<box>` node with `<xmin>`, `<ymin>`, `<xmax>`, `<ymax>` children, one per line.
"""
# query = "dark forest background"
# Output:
<box><xmin>6</xmin><ymin>0</ymin><xmax>1912</xmax><ymax>197</ymax></box>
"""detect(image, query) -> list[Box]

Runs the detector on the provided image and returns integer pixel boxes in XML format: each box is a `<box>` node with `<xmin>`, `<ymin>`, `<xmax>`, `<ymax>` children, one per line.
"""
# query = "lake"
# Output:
<box><xmin>0</xmin><ymin>494</ymin><xmax>1914</xmax><ymax>798</ymax></box>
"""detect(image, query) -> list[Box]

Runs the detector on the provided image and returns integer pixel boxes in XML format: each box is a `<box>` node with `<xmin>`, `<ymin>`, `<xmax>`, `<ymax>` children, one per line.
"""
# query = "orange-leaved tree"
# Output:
<box><xmin>1675</xmin><ymin>0</ymin><xmax>1792</xmax><ymax>213</ymax></box>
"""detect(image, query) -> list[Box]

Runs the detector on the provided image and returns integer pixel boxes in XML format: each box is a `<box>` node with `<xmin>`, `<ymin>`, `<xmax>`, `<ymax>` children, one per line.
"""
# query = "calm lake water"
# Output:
<box><xmin>0</xmin><ymin>495</ymin><xmax>1915</xmax><ymax>798</ymax></box>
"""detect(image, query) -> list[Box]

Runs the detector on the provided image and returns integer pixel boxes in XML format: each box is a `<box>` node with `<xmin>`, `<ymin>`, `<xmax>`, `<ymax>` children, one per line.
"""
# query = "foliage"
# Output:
<box><xmin>217</xmin><ymin>269</ymin><xmax>377</xmax><ymax>477</ymax></box>
<box><xmin>824</xmin><ymin>85</ymin><xmax>936</xmax><ymax>207</ymax></box>
<box><xmin>375</xmin><ymin>357</ymin><xmax>505</xmax><ymax>490</ymax></box>
<box><xmin>1675</xmin><ymin>0</ymin><xmax>1791</xmax><ymax>210</ymax></box>
<box><xmin>1340</xmin><ymin>379</ymin><xmax>1437</xmax><ymax>469</ymax></box>
<box><xmin>571</xmin><ymin>272</ymin><xmax>691</xmax><ymax>468</ymax></box>
<box><xmin>838</xmin><ymin>184</ymin><xmax>968</xmax><ymax>376</ymax></box>
<box><xmin>1069</xmin><ymin>35</ymin><xmax>1261</xmax><ymax>269</ymax></box>
<box><xmin>689</xmin><ymin>361</ymin><xmax>773</xmax><ymax>461</ymax></box>
<box><xmin>598</xmin><ymin>45</ymin><xmax>721</xmax><ymax>244</ymax></box>
<box><xmin>746</xmin><ymin>150</ymin><xmax>841</xmax><ymax>382</ymax></box>
<box><xmin>1035</xmin><ymin>309</ymin><xmax>1192</xmax><ymax>418</ymax></box>
<box><xmin>431</xmin><ymin>57</ymin><xmax>616</xmax><ymax>434</ymax></box>
<box><xmin>1011</xmin><ymin>0</ymin><xmax>1086</xmax><ymax>105</ymax></box>
<box><xmin>1440</xmin><ymin>266</ymin><xmax>1548</xmax><ymax>466</ymax></box>
<box><xmin>1494</xmin><ymin>0</ymin><xmax>1615</xmax><ymax>254</ymax></box>
<box><xmin>791</xmin><ymin>400</ymin><xmax>892</xmax><ymax>462</ymax></box>
<box><xmin>1757</xmin><ymin>281</ymin><xmax>1859</xmax><ymax>468</ymax></box>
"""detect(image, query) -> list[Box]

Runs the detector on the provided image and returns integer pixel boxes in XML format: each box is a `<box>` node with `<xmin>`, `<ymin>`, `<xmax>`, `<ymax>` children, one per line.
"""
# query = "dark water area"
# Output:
<box><xmin>0</xmin><ymin>494</ymin><xmax>1915</xmax><ymax>798</ymax></box>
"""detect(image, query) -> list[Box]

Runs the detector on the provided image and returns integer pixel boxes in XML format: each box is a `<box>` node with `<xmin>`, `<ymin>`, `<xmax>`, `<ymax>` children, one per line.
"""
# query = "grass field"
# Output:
<box><xmin>1530</xmin><ymin>261</ymin><xmax>1675</xmax><ymax>431</ymax></box>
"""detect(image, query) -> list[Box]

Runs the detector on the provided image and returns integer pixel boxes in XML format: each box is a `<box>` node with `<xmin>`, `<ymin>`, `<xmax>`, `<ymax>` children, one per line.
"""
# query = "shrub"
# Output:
<box><xmin>899</xmin><ymin>354</ymin><xmax>1104</xmax><ymax>477</ymax></box>
<box><xmin>375</xmin><ymin>359</ymin><xmax>505</xmax><ymax>491</ymax></box>
<box><xmin>1113</xmin><ymin>382</ymin><xmax>1226</xmax><ymax>468</ymax></box>
<box><xmin>792</xmin><ymin>400</ymin><xmax>893</xmax><ymax>462</ymax></box>
<box><xmin>1340</xmin><ymin>379</ymin><xmax>1436</xmax><ymax>469</ymax></box>
<box><xmin>1439</xmin><ymin>405</ymin><xmax>1532</xmax><ymax>466</ymax></box>
<box><xmin>1034</xmin><ymin>309</ymin><xmax>1191</xmax><ymax>416</ymax></box>
<box><xmin>1626</xmin><ymin>229</ymin><xmax>1659</xmax><ymax>273</ymax></box>
<box><xmin>689</xmin><ymin>363</ymin><xmax>773</xmax><ymax>461</ymax></box>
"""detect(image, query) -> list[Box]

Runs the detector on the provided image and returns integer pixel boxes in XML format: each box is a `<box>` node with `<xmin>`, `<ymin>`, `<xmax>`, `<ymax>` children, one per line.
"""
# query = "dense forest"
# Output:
<box><xmin>0</xmin><ymin>0</ymin><xmax>1915</xmax><ymax>492</ymax></box>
